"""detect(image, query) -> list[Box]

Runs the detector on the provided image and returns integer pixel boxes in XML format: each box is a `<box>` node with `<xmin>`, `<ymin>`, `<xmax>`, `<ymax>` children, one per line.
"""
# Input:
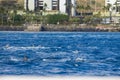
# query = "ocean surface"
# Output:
<box><xmin>0</xmin><ymin>32</ymin><xmax>120</xmax><ymax>76</ymax></box>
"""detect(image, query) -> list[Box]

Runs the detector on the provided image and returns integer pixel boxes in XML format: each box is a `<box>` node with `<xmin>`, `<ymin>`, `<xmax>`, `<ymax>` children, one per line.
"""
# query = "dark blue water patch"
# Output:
<box><xmin>0</xmin><ymin>32</ymin><xmax>120</xmax><ymax>76</ymax></box>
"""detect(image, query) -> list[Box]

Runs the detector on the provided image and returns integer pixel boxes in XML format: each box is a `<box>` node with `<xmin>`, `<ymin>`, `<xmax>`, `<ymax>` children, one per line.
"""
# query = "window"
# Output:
<box><xmin>52</xmin><ymin>0</ymin><xmax>59</xmax><ymax>10</ymax></box>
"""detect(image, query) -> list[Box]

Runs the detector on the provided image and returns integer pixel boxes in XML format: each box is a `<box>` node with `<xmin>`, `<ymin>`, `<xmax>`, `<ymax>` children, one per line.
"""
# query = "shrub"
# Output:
<box><xmin>11</xmin><ymin>14</ymin><xmax>25</xmax><ymax>25</ymax></box>
<box><xmin>46</xmin><ymin>14</ymin><xmax>69</xmax><ymax>24</ymax></box>
<box><xmin>69</xmin><ymin>17</ymin><xmax>80</xmax><ymax>23</ymax></box>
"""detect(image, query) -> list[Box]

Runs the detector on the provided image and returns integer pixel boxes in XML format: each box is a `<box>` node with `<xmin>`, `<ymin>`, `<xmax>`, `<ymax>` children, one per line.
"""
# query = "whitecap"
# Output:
<box><xmin>58</xmin><ymin>58</ymin><xmax>71</xmax><ymax>62</ymax></box>
<box><xmin>72</xmin><ymin>50</ymin><xmax>79</xmax><ymax>54</ymax></box>
<box><xmin>42</xmin><ymin>57</ymin><xmax>71</xmax><ymax>63</ymax></box>
<box><xmin>42</xmin><ymin>59</ymin><xmax>47</xmax><ymax>62</ymax></box>
<box><xmin>87</xmin><ymin>46</ymin><xmax>98</xmax><ymax>49</ymax></box>
<box><xmin>3</xmin><ymin>45</ymin><xmax>50</xmax><ymax>51</ymax></box>
<box><xmin>75</xmin><ymin>64</ymin><xmax>79</xmax><ymax>67</ymax></box>
<box><xmin>10</xmin><ymin>56</ymin><xmax>20</xmax><ymax>62</ymax></box>
<box><xmin>5</xmin><ymin>44</ymin><xmax>10</xmax><ymax>48</ymax></box>
<box><xmin>75</xmin><ymin>57</ymin><xmax>85</xmax><ymax>62</ymax></box>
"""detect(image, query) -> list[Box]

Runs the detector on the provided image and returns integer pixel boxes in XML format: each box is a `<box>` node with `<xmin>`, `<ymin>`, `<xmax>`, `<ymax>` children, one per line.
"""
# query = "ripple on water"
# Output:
<box><xmin>0</xmin><ymin>32</ymin><xmax>120</xmax><ymax>76</ymax></box>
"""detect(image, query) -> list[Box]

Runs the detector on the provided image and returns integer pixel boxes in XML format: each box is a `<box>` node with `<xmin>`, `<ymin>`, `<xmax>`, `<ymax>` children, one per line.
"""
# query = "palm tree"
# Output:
<box><xmin>102</xmin><ymin>3</ymin><xmax>112</xmax><ymax>24</ymax></box>
<box><xmin>102</xmin><ymin>6</ymin><xmax>108</xmax><ymax>24</ymax></box>
<box><xmin>65</xmin><ymin>0</ymin><xmax>76</xmax><ymax>19</ymax></box>
<box><xmin>91</xmin><ymin>0</ymin><xmax>96</xmax><ymax>12</ymax></box>
<box><xmin>107</xmin><ymin>3</ymin><xmax>112</xmax><ymax>22</ymax></box>
<box><xmin>0</xmin><ymin>5</ymin><xmax>12</xmax><ymax>25</ymax></box>
<box><xmin>64</xmin><ymin>0</ymin><xmax>72</xmax><ymax>17</ymax></box>
<box><xmin>76</xmin><ymin>5</ymin><xmax>85</xmax><ymax>17</ymax></box>
<box><xmin>85</xmin><ymin>4</ymin><xmax>92</xmax><ymax>13</ymax></box>
<box><xmin>0</xmin><ymin>6</ymin><xmax>6</xmax><ymax>25</ymax></box>
<box><xmin>114</xmin><ymin>0</ymin><xmax>120</xmax><ymax>13</ymax></box>
<box><xmin>12</xmin><ymin>9</ymin><xmax>17</xmax><ymax>25</ymax></box>
<box><xmin>42</xmin><ymin>3</ymin><xmax>48</xmax><ymax>24</ymax></box>
<box><xmin>43</xmin><ymin>3</ymin><xmax>47</xmax><ymax>14</ymax></box>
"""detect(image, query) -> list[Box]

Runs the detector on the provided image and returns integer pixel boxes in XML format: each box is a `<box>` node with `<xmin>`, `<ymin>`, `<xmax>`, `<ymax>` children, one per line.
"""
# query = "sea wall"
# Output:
<box><xmin>0</xmin><ymin>26</ymin><xmax>26</xmax><ymax>31</ymax></box>
<box><xmin>41</xmin><ymin>24</ymin><xmax>120</xmax><ymax>32</ymax></box>
<box><xmin>0</xmin><ymin>24</ymin><xmax>120</xmax><ymax>32</ymax></box>
<box><xmin>24</xmin><ymin>24</ymin><xmax>41</xmax><ymax>32</ymax></box>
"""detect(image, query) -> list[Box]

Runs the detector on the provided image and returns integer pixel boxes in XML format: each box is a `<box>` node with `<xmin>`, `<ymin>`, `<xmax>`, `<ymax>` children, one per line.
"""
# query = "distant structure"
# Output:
<box><xmin>24</xmin><ymin>0</ymin><xmax>76</xmax><ymax>16</ymax></box>
<box><xmin>76</xmin><ymin>0</ymin><xmax>105</xmax><ymax>15</ymax></box>
<box><xmin>105</xmin><ymin>0</ymin><xmax>120</xmax><ymax>13</ymax></box>
<box><xmin>105</xmin><ymin>0</ymin><xmax>120</xmax><ymax>23</ymax></box>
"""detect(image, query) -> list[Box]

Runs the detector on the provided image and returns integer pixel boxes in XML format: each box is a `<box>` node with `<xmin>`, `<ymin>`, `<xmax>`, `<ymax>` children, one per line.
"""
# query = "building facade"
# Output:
<box><xmin>105</xmin><ymin>0</ymin><xmax>120</xmax><ymax>13</ymax></box>
<box><xmin>24</xmin><ymin>0</ymin><xmax>76</xmax><ymax>16</ymax></box>
<box><xmin>105</xmin><ymin>0</ymin><xmax>120</xmax><ymax>23</ymax></box>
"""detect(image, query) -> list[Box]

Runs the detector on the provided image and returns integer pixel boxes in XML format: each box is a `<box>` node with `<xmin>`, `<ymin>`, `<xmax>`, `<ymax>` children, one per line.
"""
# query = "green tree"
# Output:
<box><xmin>102</xmin><ymin>3</ymin><xmax>112</xmax><ymax>24</ymax></box>
<box><xmin>47</xmin><ymin>14</ymin><xmax>69</xmax><ymax>24</ymax></box>
<box><xmin>11</xmin><ymin>14</ymin><xmax>25</xmax><ymax>25</ymax></box>
<box><xmin>91</xmin><ymin>0</ymin><xmax>96</xmax><ymax>12</ymax></box>
<box><xmin>43</xmin><ymin>3</ymin><xmax>47</xmax><ymax>14</ymax></box>
<box><xmin>85</xmin><ymin>4</ymin><xmax>92</xmax><ymax>13</ymax></box>
<box><xmin>102</xmin><ymin>6</ymin><xmax>108</xmax><ymax>24</ymax></box>
<box><xmin>76</xmin><ymin>5</ymin><xmax>85</xmax><ymax>16</ymax></box>
<box><xmin>0</xmin><ymin>7</ymin><xmax>6</xmax><ymax>25</ymax></box>
<box><xmin>64</xmin><ymin>0</ymin><xmax>75</xmax><ymax>18</ymax></box>
<box><xmin>107</xmin><ymin>3</ymin><xmax>112</xmax><ymax>22</ymax></box>
<box><xmin>114</xmin><ymin>0</ymin><xmax>120</xmax><ymax>13</ymax></box>
<box><xmin>42</xmin><ymin>3</ymin><xmax>48</xmax><ymax>24</ymax></box>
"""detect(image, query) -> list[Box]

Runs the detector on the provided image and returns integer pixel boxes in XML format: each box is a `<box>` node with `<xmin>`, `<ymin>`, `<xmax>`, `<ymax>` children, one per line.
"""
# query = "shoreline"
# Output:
<box><xmin>0</xmin><ymin>24</ymin><xmax>120</xmax><ymax>32</ymax></box>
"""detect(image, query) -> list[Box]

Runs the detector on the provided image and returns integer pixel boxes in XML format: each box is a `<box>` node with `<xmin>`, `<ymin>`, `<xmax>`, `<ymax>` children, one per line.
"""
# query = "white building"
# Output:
<box><xmin>24</xmin><ymin>0</ymin><xmax>76</xmax><ymax>16</ymax></box>
<box><xmin>24</xmin><ymin>0</ymin><xmax>36</xmax><ymax>11</ymax></box>
<box><xmin>105</xmin><ymin>0</ymin><xmax>120</xmax><ymax>23</ymax></box>
<box><xmin>105</xmin><ymin>0</ymin><xmax>120</xmax><ymax>13</ymax></box>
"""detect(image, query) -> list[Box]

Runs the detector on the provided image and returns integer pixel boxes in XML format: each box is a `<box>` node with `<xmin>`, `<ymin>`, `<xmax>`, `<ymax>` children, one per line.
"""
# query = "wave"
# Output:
<box><xmin>3</xmin><ymin>45</ymin><xmax>50</xmax><ymax>51</ymax></box>
<box><xmin>10</xmin><ymin>56</ymin><xmax>20</xmax><ymax>62</ymax></box>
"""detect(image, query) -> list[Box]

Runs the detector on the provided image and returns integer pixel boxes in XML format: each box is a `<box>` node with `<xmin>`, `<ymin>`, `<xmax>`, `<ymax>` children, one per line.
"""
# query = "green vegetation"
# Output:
<box><xmin>47</xmin><ymin>14</ymin><xmax>69</xmax><ymax>24</ymax></box>
<box><xmin>0</xmin><ymin>0</ymin><xmax>120</xmax><ymax>28</ymax></box>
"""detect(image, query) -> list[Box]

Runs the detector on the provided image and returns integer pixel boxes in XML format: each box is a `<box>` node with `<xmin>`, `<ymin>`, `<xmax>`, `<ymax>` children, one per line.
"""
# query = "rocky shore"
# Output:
<box><xmin>0</xmin><ymin>25</ymin><xmax>26</xmax><ymax>31</ymax></box>
<box><xmin>41</xmin><ymin>24</ymin><xmax>120</xmax><ymax>32</ymax></box>
<box><xmin>0</xmin><ymin>24</ymin><xmax>120</xmax><ymax>32</ymax></box>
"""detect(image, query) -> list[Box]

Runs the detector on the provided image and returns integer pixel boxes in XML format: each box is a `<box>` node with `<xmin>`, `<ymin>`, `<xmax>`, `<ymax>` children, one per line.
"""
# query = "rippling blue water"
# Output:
<box><xmin>0</xmin><ymin>32</ymin><xmax>120</xmax><ymax>76</ymax></box>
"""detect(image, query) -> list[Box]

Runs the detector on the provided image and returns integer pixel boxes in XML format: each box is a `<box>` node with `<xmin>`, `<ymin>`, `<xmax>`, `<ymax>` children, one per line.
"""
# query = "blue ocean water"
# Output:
<box><xmin>0</xmin><ymin>32</ymin><xmax>120</xmax><ymax>76</ymax></box>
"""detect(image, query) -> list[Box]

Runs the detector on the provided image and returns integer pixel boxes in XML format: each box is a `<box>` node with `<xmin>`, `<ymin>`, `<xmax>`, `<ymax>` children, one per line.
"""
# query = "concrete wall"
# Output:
<box><xmin>28</xmin><ymin>0</ymin><xmax>35</xmax><ymax>11</ymax></box>
<box><xmin>71</xmin><ymin>0</ymin><xmax>76</xmax><ymax>16</ymax></box>
<box><xmin>24</xmin><ymin>0</ymin><xmax>35</xmax><ymax>11</ymax></box>
<box><xmin>43</xmin><ymin>0</ymin><xmax>52</xmax><ymax>10</ymax></box>
<box><xmin>24</xmin><ymin>0</ymin><xmax>27</xmax><ymax>10</ymax></box>
<box><xmin>59</xmin><ymin>0</ymin><xmax>66</xmax><ymax>14</ymax></box>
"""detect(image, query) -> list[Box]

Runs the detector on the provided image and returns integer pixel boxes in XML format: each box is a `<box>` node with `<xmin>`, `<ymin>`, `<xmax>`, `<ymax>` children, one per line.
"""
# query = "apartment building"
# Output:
<box><xmin>24</xmin><ymin>0</ymin><xmax>76</xmax><ymax>16</ymax></box>
<box><xmin>105</xmin><ymin>0</ymin><xmax>120</xmax><ymax>13</ymax></box>
<box><xmin>105</xmin><ymin>0</ymin><xmax>120</xmax><ymax>23</ymax></box>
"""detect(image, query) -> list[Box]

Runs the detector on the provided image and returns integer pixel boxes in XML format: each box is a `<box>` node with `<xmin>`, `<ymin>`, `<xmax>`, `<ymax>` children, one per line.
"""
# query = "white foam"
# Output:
<box><xmin>72</xmin><ymin>50</ymin><xmax>79</xmax><ymax>54</ymax></box>
<box><xmin>3</xmin><ymin>45</ymin><xmax>50</xmax><ymax>51</ymax></box>
<box><xmin>10</xmin><ymin>56</ymin><xmax>20</xmax><ymax>62</ymax></box>
<box><xmin>75</xmin><ymin>57</ymin><xmax>85</xmax><ymax>62</ymax></box>
<box><xmin>0</xmin><ymin>76</ymin><xmax>120</xmax><ymax>80</ymax></box>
